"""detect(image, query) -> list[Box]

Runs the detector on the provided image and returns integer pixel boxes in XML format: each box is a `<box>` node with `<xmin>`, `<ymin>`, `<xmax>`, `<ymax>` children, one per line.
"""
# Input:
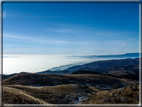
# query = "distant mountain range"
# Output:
<box><xmin>70</xmin><ymin>52</ymin><xmax>141</xmax><ymax>58</ymax></box>
<box><xmin>36</xmin><ymin>58</ymin><xmax>139</xmax><ymax>76</ymax></box>
<box><xmin>40</xmin><ymin>53</ymin><xmax>141</xmax><ymax>73</ymax></box>
<box><xmin>64</xmin><ymin>58</ymin><xmax>139</xmax><ymax>73</ymax></box>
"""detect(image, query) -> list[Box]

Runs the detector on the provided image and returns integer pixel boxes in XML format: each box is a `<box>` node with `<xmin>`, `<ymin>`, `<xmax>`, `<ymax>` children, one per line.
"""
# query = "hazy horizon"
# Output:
<box><xmin>3</xmin><ymin>51</ymin><xmax>140</xmax><ymax>55</ymax></box>
<box><xmin>3</xmin><ymin>53</ymin><xmax>139</xmax><ymax>75</ymax></box>
<box><xmin>3</xmin><ymin>54</ymin><xmax>115</xmax><ymax>74</ymax></box>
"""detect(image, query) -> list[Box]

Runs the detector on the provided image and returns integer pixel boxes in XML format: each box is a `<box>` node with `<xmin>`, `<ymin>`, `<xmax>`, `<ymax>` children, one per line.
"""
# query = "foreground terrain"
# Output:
<box><xmin>3</xmin><ymin>73</ymin><xmax>139</xmax><ymax>104</ymax></box>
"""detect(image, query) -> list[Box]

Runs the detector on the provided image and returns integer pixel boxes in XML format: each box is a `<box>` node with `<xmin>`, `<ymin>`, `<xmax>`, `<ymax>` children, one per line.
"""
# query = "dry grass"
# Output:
<box><xmin>3</xmin><ymin>83</ymin><xmax>139</xmax><ymax>104</ymax></box>
<box><xmin>3</xmin><ymin>84</ymin><xmax>99</xmax><ymax>104</ymax></box>
<box><xmin>3</xmin><ymin>86</ymin><xmax>48</xmax><ymax>104</ymax></box>
<box><xmin>2</xmin><ymin>73</ymin><xmax>139</xmax><ymax>104</ymax></box>
<box><xmin>83</xmin><ymin>83</ymin><xmax>139</xmax><ymax>104</ymax></box>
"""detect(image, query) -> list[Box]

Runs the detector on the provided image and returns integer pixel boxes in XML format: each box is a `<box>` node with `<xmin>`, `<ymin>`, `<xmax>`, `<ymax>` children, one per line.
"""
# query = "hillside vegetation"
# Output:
<box><xmin>3</xmin><ymin>86</ymin><xmax>48</xmax><ymax>104</ymax></box>
<box><xmin>83</xmin><ymin>83</ymin><xmax>139</xmax><ymax>104</ymax></box>
<box><xmin>3</xmin><ymin>84</ymin><xmax>100</xmax><ymax>104</ymax></box>
<box><xmin>3</xmin><ymin>83</ymin><xmax>139</xmax><ymax>104</ymax></box>
<box><xmin>3</xmin><ymin>72</ymin><xmax>139</xmax><ymax>104</ymax></box>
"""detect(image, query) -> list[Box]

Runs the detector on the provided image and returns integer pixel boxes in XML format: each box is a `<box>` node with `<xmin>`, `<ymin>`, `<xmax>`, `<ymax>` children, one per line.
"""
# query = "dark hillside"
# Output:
<box><xmin>72</xmin><ymin>65</ymin><xmax>139</xmax><ymax>81</ymax></box>
<box><xmin>3</xmin><ymin>73</ymin><xmax>137</xmax><ymax>90</ymax></box>
<box><xmin>65</xmin><ymin>58</ymin><xmax>139</xmax><ymax>73</ymax></box>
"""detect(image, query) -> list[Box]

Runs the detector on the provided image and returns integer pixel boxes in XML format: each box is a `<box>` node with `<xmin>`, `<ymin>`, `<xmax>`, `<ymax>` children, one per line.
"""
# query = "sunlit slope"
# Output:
<box><xmin>3</xmin><ymin>86</ymin><xmax>48</xmax><ymax>104</ymax></box>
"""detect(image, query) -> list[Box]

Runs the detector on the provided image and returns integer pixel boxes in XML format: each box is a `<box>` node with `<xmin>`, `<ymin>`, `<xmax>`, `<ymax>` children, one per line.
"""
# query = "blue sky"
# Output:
<box><xmin>3</xmin><ymin>3</ymin><xmax>139</xmax><ymax>55</ymax></box>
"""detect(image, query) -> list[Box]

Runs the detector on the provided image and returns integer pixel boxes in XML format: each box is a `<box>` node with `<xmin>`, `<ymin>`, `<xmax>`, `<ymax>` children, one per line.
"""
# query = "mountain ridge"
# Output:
<box><xmin>60</xmin><ymin>58</ymin><xmax>139</xmax><ymax>74</ymax></box>
<box><xmin>70</xmin><ymin>52</ymin><xmax>141</xmax><ymax>58</ymax></box>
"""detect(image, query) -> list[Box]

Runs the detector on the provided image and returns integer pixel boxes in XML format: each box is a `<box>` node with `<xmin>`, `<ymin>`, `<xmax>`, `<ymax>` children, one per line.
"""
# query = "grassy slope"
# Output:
<box><xmin>2</xmin><ymin>73</ymin><xmax>139</xmax><ymax>104</ymax></box>
<box><xmin>3</xmin><ymin>84</ymin><xmax>100</xmax><ymax>104</ymax></box>
<box><xmin>3</xmin><ymin>83</ymin><xmax>139</xmax><ymax>104</ymax></box>
<box><xmin>3</xmin><ymin>86</ymin><xmax>48</xmax><ymax>104</ymax></box>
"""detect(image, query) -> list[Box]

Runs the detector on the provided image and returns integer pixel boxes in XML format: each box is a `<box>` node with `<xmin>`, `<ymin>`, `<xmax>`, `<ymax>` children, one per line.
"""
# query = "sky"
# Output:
<box><xmin>3</xmin><ymin>3</ymin><xmax>139</xmax><ymax>55</ymax></box>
